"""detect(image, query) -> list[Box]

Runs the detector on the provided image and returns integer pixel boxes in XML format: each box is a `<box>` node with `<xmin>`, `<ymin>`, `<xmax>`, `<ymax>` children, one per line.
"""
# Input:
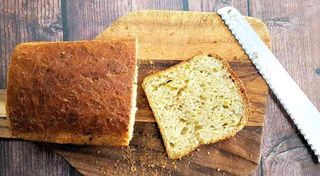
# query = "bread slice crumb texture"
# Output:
<box><xmin>142</xmin><ymin>55</ymin><xmax>248</xmax><ymax>159</ymax></box>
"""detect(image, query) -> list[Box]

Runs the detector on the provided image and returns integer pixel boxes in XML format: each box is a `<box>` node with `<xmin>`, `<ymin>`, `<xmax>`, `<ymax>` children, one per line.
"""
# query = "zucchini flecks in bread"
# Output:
<box><xmin>142</xmin><ymin>55</ymin><xmax>249</xmax><ymax>159</ymax></box>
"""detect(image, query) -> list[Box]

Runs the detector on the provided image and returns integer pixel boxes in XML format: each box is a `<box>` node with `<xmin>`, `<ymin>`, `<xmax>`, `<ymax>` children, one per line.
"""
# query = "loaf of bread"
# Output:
<box><xmin>142</xmin><ymin>54</ymin><xmax>249</xmax><ymax>159</ymax></box>
<box><xmin>6</xmin><ymin>40</ymin><xmax>138</xmax><ymax>146</ymax></box>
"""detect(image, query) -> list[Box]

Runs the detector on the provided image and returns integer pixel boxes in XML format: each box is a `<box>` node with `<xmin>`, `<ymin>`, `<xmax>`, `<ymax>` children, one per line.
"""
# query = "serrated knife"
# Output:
<box><xmin>217</xmin><ymin>6</ymin><xmax>320</xmax><ymax>161</ymax></box>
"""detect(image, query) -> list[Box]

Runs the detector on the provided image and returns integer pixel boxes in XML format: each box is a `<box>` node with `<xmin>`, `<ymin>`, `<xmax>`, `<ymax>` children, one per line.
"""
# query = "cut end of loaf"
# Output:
<box><xmin>127</xmin><ymin>55</ymin><xmax>139</xmax><ymax>143</ymax></box>
<box><xmin>142</xmin><ymin>54</ymin><xmax>249</xmax><ymax>159</ymax></box>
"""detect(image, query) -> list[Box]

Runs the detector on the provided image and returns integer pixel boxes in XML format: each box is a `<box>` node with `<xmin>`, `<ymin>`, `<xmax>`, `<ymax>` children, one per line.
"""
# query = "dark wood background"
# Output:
<box><xmin>1</xmin><ymin>0</ymin><xmax>320</xmax><ymax>175</ymax></box>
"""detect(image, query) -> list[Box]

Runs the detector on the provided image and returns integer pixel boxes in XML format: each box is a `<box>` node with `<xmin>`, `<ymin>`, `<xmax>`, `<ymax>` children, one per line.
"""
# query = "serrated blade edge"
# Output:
<box><xmin>217</xmin><ymin>6</ymin><xmax>320</xmax><ymax>161</ymax></box>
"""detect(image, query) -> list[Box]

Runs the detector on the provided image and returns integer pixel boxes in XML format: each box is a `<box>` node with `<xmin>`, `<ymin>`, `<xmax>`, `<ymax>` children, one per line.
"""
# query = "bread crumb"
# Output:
<box><xmin>207</xmin><ymin>151</ymin><xmax>210</xmax><ymax>155</ymax></box>
<box><xmin>196</xmin><ymin>148</ymin><xmax>200</xmax><ymax>151</ymax></box>
<box><xmin>217</xmin><ymin>168</ymin><xmax>221</xmax><ymax>172</ymax></box>
<box><xmin>171</xmin><ymin>161</ymin><xmax>177</xmax><ymax>169</ymax></box>
<box><xmin>130</xmin><ymin>165</ymin><xmax>137</xmax><ymax>172</ymax></box>
<box><xmin>160</xmin><ymin>161</ymin><xmax>166</xmax><ymax>169</ymax></box>
<box><xmin>97</xmin><ymin>150</ymin><xmax>100</xmax><ymax>154</ymax></box>
<box><xmin>101</xmin><ymin>169</ymin><xmax>107</xmax><ymax>175</ymax></box>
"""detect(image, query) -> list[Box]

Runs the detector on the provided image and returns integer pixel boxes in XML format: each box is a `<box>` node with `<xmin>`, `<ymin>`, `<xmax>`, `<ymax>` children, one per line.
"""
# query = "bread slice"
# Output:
<box><xmin>142</xmin><ymin>54</ymin><xmax>249</xmax><ymax>159</ymax></box>
<box><xmin>6</xmin><ymin>40</ymin><xmax>138</xmax><ymax>146</ymax></box>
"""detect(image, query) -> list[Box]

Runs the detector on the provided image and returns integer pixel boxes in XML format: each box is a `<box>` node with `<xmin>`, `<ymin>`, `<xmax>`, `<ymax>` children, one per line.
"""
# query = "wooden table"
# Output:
<box><xmin>1</xmin><ymin>0</ymin><xmax>320</xmax><ymax>175</ymax></box>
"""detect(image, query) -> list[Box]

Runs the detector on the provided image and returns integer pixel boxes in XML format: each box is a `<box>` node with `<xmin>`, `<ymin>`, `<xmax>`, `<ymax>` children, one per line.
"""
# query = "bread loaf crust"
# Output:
<box><xmin>6</xmin><ymin>40</ymin><xmax>137</xmax><ymax>146</ymax></box>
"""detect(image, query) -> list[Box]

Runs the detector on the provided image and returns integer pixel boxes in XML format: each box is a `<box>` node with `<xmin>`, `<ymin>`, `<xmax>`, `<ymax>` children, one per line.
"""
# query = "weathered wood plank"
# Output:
<box><xmin>64</xmin><ymin>0</ymin><xmax>183</xmax><ymax>41</ymax></box>
<box><xmin>0</xmin><ymin>140</ymin><xmax>71</xmax><ymax>176</ymax></box>
<box><xmin>0</xmin><ymin>0</ymin><xmax>63</xmax><ymax>88</ymax></box>
<box><xmin>251</xmin><ymin>0</ymin><xmax>320</xmax><ymax>175</ymax></box>
<box><xmin>131</xmin><ymin>0</ymin><xmax>183</xmax><ymax>11</ymax></box>
<box><xmin>0</xmin><ymin>0</ymin><xmax>70</xmax><ymax>176</ymax></box>
<box><xmin>188</xmin><ymin>0</ymin><xmax>247</xmax><ymax>14</ymax></box>
<box><xmin>5</xmin><ymin>0</ymin><xmax>319</xmax><ymax>175</ymax></box>
<box><xmin>64</xmin><ymin>0</ymin><xmax>131</xmax><ymax>40</ymax></box>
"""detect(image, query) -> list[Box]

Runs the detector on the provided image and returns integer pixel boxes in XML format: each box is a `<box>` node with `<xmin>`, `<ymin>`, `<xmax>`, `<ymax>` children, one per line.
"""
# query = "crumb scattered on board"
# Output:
<box><xmin>95</xmin><ymin>127</ymin><xmax>223</xmax><ymax>175</ymax></box>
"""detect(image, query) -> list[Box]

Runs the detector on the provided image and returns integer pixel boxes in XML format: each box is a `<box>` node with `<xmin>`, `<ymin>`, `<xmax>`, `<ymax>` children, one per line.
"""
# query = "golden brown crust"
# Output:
<box><xmin>142</xmin><ymin>54</ymin><xmax>249</xmax><ymax>159</ymax></box>
<box><xmin>7</xmin><ymin>40</ymin><xmax>137</xmax><ymax>146</ymax></box>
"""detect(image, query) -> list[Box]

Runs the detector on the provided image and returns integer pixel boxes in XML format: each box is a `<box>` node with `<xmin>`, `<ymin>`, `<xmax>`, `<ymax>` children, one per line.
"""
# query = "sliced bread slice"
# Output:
<box><xmin>142</xmin><ymin>54</ymin><xmax>249</xmax><ymax>159</ymax></box>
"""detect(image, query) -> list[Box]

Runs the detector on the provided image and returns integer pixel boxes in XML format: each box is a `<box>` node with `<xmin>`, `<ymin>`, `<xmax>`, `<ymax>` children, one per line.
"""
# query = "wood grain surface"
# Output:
<box><xmin>0</xmin><ymin>10</ymin><xmax>270</xmax><ymax>176</ymax></box>
<box><xmin>55</xmin><ymin>123</ymin><xmax>262</xmax><ymax>176</ymax></box>
<box><xmin>64</xmin><ymin>0</ymin><xmax>184</xmax><ymax>41</ymax></box>
<box><xmin>0</xmin><ymin>0</ymin><xmax>63</xmax><ymax>88</ymax></box>
<box><xmin>188</xmin><ymin>0</ymin><xmax>247</xmax><ymax>14</ymax></box>
<box><xmin>250</xmin><ymin>0</ymin><xmax>320</xmax><ymax>175</ymax></box>
<box><xmin>1</xmin><ymin>0</ymin><xmax>320</xmax><ymax>175</ymax></box>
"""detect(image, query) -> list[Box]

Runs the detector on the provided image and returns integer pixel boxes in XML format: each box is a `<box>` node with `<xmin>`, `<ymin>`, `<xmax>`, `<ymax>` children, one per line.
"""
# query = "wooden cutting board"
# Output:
<box><xmin>0</xmin><ymin>11</ymin><xmax>271</xmax><ymax>176</ymax></box>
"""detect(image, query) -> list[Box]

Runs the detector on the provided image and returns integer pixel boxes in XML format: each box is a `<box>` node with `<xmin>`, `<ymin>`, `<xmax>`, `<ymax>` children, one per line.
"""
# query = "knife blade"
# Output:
<box><xmin>217</xmin><ymin>6</ymin><xmax>320</xmax><ymax>161</ymax></box>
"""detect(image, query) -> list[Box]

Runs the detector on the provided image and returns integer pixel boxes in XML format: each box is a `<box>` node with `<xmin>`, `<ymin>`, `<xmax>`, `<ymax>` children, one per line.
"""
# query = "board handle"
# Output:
<box><xmin>0</xmin><ymin>89</ymin><xmax>13</xmax><ymax>138</ymax></box>
<box><xmin>0</xmin><ymin>89</ymin><xmax>6</xmax><ymax>117</ymax></box>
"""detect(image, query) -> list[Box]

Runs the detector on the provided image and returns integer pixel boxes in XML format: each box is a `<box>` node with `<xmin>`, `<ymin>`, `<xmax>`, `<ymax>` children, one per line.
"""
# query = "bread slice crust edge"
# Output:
<box><xmin>142</xmin><ymin>54</ymin><xmax>250</xmax><ymax>159</ymax></box>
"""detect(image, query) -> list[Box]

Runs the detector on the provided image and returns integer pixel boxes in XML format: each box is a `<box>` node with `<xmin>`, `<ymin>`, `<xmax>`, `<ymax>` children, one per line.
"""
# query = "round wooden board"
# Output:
<box><xmin>53</xmin><ymin>10</ymin><xmax>271</xmax><ymax>176</ymax></box>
